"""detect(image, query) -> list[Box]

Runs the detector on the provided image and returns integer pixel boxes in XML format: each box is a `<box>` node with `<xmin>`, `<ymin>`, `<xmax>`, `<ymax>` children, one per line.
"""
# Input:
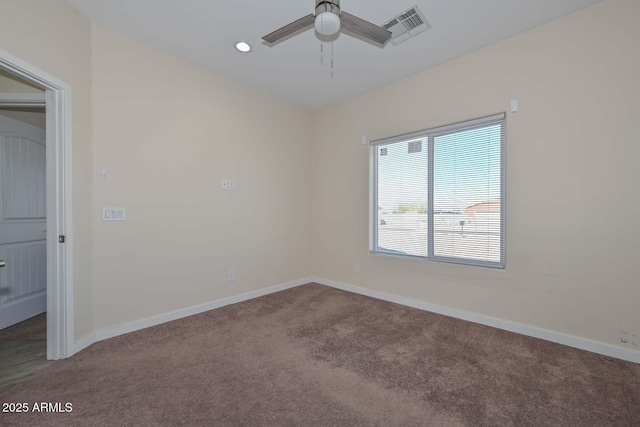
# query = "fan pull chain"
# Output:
<box><xmin>330</xmin><ymin>40</ymin><xmax>334</xmax><ymax>79</ymax></box>
<box><xmin>320</xmin><ymin>16</ymin><xmax>325</xmax><ymax>65</ymax></box>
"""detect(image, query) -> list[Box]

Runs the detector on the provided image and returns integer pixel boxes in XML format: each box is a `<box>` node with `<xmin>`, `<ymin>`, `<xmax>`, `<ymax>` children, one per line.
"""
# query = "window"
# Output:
<box><xmin>370</xmin><ymin>114</ymin><xmax>505</xmax><ymax>268</ymax></box>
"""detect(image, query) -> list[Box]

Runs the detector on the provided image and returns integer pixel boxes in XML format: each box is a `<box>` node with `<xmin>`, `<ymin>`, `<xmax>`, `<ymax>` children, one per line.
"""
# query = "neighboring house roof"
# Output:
<box><xmin>465</xmin><ymin>200</ymin><xmax>501</xmax><ymax>215</ymax></box>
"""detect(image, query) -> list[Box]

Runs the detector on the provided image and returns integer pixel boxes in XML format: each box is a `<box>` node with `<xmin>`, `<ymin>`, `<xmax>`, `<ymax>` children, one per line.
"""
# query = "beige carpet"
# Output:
<box><xmin>1</xmin><ymin>284</ymin><xmax>638</xmax><ymax>426</ymax></box>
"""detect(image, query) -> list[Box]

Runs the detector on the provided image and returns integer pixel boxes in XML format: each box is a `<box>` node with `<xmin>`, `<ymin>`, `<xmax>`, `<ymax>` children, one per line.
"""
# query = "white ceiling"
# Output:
<box><xmin>67</xmin><ymin>0</ymin><xmax>601</xmax><ymax>111</ymax></box>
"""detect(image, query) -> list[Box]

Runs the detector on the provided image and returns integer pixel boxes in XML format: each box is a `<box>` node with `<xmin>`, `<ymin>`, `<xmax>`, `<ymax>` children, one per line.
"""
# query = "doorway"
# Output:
<box><xmin>0</xmin><ymin>102</ymin><xmax>47</xmax><ymax>328</ymax></box>
<box><xmin>0</xmin><ymin>49</ymin><xmax>73</xmax><ymax>360</ymax></box>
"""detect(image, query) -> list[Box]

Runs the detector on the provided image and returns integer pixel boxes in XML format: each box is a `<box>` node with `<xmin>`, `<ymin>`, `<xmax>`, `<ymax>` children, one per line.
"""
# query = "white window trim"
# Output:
<box><xmin>370</xmin><ymin>113</ymin><xmax>506</xmax><ymax>268</ymax></box>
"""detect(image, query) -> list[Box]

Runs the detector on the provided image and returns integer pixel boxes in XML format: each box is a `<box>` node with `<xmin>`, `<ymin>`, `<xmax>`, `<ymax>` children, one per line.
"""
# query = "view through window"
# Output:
<box><xmin>371</xmin><ymin>114</ymin><xmax>505</xmax><ymax>267</ymax></box>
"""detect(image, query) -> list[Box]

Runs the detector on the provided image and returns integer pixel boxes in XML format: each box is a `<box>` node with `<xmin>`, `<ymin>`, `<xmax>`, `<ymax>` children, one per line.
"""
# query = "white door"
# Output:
<box><xmin>0</xmin><ymin>114</ymin><xmax>46</xmax><ymax>330</ymax></box>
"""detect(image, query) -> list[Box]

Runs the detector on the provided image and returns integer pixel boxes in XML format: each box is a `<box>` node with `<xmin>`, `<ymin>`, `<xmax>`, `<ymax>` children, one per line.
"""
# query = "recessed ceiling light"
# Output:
<box><xmin>235</xmin><ymin>41</ymin><xmax>252</xmax><ymax>53</ymax></box>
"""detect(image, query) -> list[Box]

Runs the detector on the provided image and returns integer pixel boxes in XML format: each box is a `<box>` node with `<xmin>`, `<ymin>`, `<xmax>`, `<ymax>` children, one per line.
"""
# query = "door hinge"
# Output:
<box><xmin>58</xmin><ymin>235</ymin><xmax>66</xmax><ymax>243</ymax></box>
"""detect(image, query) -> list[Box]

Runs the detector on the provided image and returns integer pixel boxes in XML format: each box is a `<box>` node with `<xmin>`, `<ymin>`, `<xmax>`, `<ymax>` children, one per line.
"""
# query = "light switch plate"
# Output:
<box><xmin>103</xmin><ymin>207</ymin><xmax>126</xmax><ymax>221</ymax></box>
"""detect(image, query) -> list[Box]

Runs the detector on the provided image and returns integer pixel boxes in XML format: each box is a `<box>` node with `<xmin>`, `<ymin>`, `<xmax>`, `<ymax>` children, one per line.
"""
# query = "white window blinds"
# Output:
<box><xmin>370</xmin><ymin>114</ymin><xmax>506</xmax><ymax>268</ymax></box>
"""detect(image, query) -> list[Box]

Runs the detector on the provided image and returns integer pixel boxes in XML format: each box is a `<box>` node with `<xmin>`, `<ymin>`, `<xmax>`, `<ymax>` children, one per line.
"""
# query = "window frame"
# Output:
<box><xmin>369</xmin><ymin>113</ymin><xmax>506</xmax><ymax>268</ymax></box>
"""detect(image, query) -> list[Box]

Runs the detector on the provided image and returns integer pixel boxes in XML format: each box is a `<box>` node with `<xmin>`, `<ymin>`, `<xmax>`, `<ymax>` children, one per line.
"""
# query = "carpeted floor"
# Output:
<box><xmin>1</xmin><ymin>284</ymin><xmax>638</xmax><ymax>426</ymax></box>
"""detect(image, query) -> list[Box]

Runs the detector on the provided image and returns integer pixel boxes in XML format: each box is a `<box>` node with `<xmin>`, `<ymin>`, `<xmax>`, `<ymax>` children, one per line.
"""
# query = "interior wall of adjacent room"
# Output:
<box><xmin>310</xmin><ymin>0</ymin><xmax>640</xmax><ymax>350</ymax></box>
<box><xmin>91</xmin><ymin>26</ymin><xmax>312</xmax><ymax>331</ymax></box>
<box><xmin>0</xmin><ymin>109</ymin><xmax>45</xmax><ymax>129</ymax></box>
<box><xmin>0</xmin><ymin>0</ymin><xmax>94</xmax><ymax>340</ymax></box>
<box><xmin>0</xmin><ymin>69</ymin><xmax>43</xmax><ymax>93</ymax></box>
<box><xmin>0</xmin><ymin>72</ymin><xmax>46</xmax><ymax>131</ymax></box>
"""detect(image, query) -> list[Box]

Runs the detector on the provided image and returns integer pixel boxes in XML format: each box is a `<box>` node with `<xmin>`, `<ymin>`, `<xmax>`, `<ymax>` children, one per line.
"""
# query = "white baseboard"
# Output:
<box><xmin>311</xmin><ymin>277</ymin><xmax>640</xmax><ymax>364</ymax></box>
<box><xmin>72</xmin><ymin>333</ymin><xmax>96</xmax><ymax>355</ymax></box>
<box><xmin>72</xmin><ymin>275</ymin><xmax>639</xmax><ymax>364</ymax></box>
<box><xmin>72</xmin><ymin>277</ymin><xmax>312</xmax><ymax>356</ymax></box>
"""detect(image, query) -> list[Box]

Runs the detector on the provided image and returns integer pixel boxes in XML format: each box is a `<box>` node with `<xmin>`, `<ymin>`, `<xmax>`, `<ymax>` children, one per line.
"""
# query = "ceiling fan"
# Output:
<box><xmin>262</xmin><ymin>0</ymin><xmax>392</xmax><ymax>48</ymax></box>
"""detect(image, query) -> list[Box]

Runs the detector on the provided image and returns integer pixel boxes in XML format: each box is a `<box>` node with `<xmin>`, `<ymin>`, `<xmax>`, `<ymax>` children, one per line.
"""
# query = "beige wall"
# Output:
<box><xmin>311</xmin><ymin>0</ymin><xmax>640</xmax><ymax>350</ymax></box>
<box><xmin>0</xmin><ymin>0</ymin><xmax>94</xmax><ymax>339</ymax></box>
<box><xmin>91</xmin><ymin>26</ymin><xmax>312</xmax><ymax>330</ymax></box>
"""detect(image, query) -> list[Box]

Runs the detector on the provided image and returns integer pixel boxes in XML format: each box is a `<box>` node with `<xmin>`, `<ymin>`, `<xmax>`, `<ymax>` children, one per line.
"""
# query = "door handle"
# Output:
<box><xmin>0</xmin><ymin>260</ymin><xmax>5</xmax><ymax>268</ymax></box>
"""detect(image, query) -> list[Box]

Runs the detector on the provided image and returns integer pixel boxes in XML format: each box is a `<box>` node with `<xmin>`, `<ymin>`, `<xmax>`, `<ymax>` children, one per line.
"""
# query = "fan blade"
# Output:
<box><xmin>263</xmin><ymin>14</ymin><xmax>316</xmax><ymax>45</ymax></box>
<box><xmin>341</xmin><ymin>11</ymin><xmax>392</xmax><ymax>48</ymax></box>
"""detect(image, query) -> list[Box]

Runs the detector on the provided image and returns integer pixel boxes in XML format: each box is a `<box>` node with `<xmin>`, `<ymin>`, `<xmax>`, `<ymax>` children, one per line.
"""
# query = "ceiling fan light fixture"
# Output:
<box><xmin>262</xmin><ymin>0</ymin><xmax>391</xmax><ymax>48</ymax></box>
<box><xmin>315</xmin><ymin>11</ymin><xmax>341</xmax><ymax>36</ymax></box>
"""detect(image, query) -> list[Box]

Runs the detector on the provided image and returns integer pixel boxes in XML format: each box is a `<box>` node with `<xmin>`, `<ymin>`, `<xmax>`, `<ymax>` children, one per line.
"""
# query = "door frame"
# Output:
<box><xmin>0</xmin><ymin>49</ymin><xmax>74</xmax><ymax>360</ymax></box>
<box><xmin>0</xmin><ymin>92</ymin><xmax>46</xmax><ymax>107</ymax></box>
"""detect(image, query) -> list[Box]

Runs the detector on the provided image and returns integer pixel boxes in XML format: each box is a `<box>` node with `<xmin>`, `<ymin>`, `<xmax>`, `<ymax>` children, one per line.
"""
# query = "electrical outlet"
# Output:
<box><xmin>228</xmin><ymin>179</ymin><xmax>236</xmax><ymax>191</ymax></box>
<box><xmin>621</xmin><ymin>329</ymin><xmax>629</xmax><ymax>344</ymax></box>
<box><xmin>354</xmin><ymin>263</ymin><xmax>360</xmax><ymax>273</ymax></box>
<box><xmin>620</xmin><ymin>329</ymin><xmax>637</xmax><ymax>347</ymax></box>
<box><xmin>228</xmin><ymin>270</ymin><xmax>235</xmax><ymax>282</ymax></box>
